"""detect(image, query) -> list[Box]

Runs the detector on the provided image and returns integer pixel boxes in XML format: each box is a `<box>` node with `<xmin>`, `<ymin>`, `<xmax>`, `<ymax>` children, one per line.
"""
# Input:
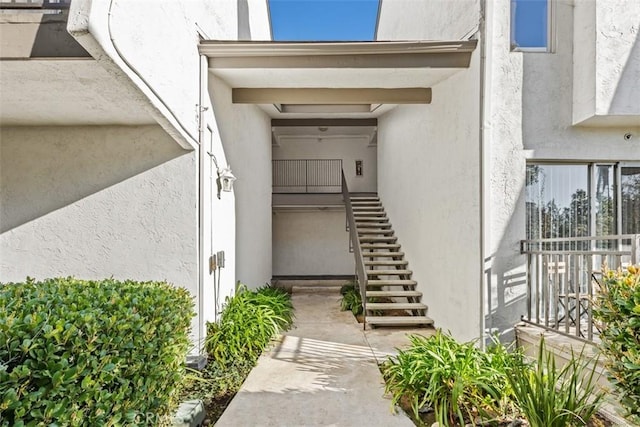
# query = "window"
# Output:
<box><xmin>621</xmin><ymin>167</ymin><xmax>640</xmax><ymax>234</ymax></box>
<box><xmin>526</xmin><ymin>163</ymin><xmax>640</xmax><ymax>240</ymax></box>
<box><xmin>511</xmin><ymin>0</ymin><xmax>552</xmax><ymax>51</ymax></box>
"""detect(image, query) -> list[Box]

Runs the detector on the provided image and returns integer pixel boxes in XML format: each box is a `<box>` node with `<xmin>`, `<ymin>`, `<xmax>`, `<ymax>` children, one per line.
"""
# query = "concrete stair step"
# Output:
<box><xmin>358</xmin><ymin>229</ymin><xmax>395</xmax><ymax>236</ymax></box>
<box><xmin>354</xmin><ymin>212</ymin><xmax>387</xmax><ymax>217</ymax></box>
<box><xmin>368</xmin><ymin>280</ymin><xmax>417</xmax><ymax>286</ymax></box>
<box><xmin>291</xmin><ymin>286</ymin><xmax>341</xmax><ymax>294</ymax></box>
<box><xmin>360</xmin><ymin>243</ymin><xmax>401</xmax><ymax>249</ymax></box>
<box><xmin>355</xmin><ymin>217</ymin><xmax>389</xmax><ymax>222</ymax></box>
<box><xmin>365</xmin><ymin>260</ymin><xmax>408</xmax><ymax>266</ymax></box>
<box><xmin>357</xmin><ymin>223</ymin><xmax>392</xmax><ymax>229</ymax></box>
<box><xmin>366</xmin><ymin>269</ymin><xmax>412</xmax><ymax>276</ymax></box>
<box><xmin>353</xmin><ymin>206</ymin><xmax>384</xmax><ymax>211</ymax></box>
<box><xmin>350</xmin><ymin>196</ymin><xmax>380</xmax><ymax>201</ymax></box>
<box><xmin>366</xmin><ymin>290</ymin><xmax>422</xmax><ymax>298</ymax></box>
<box><xmin>366</xmin><ymin>316</ymin><xmax>434</xmax><ymax>326</ymax></box>
<box><xmin>367</xmin><ymin>302</ymin><xmax>428</xmax><ymax>310</ymax></box>
<box><xmin>362</xmin><ymin>251</ymin><xmax>405</xmax><ymax>258</ymax></box>
<box><xmin>359</xmin><ymin>236</ymin><xmax>398</xmax><ymax>242</ymax></box>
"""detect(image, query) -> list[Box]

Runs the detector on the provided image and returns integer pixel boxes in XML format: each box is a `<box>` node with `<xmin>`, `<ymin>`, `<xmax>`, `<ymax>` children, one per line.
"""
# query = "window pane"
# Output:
<box><xmin>511</xmin><ymin>0</ymin><xmax>548</xmax><ymax>49</ymax></box>
<box><xmin>526</xmin><ymin>165</ymin><xmax>589</xmax><ymax>239</ymax></box>
<box><xmin>595</xmin><ymin>165</ymin><xmax>616</xmax><ymax>236</ymax></box>
<box><xmin>621</xmin><ymin>167</ymin><xmax>640</xmax><ymax>234</ymax></box>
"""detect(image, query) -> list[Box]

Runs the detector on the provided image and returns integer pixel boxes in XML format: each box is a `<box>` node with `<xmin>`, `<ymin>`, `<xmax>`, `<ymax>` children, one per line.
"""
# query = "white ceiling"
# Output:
<box><xmin>272</xmin><ymin>125</ymin><xmax>378</xmax><ymax>146</ymax></box>
<box><xmin>0</xmin><ymin>59</ymin><xmax>155</xmax><ymax>126</ymax></box>
<box><xmin>213</xmin><ymin>68</ymin><xmax>460</xmax><ymax>89</ymax></box>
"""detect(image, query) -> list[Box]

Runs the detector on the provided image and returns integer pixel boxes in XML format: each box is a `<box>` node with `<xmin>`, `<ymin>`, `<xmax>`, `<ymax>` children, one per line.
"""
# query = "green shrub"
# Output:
<box><xmin>340</xmin><ymin>282</ymin><xmax>363</xmax><ymax>315</ymax></box>
<box><xmin>507</xmin><ymin>338</ymin><xmax>604</xmax><ymax>427</ymax></box>
<box><xmin>593</xmin><ymin>266</ymin><xmax>640</xmax><ymax>422</ymax></box>
<box><xmin>0</xmin><ymin>277</ymin><xmax>194</xmax><ymax>427</ymax></box>
<box><xmin>381</xmin><ymin>331</ymin><xmax>523</xmax><ymax>426</ymax></box>
<box><xmin>205</xmin><ymin>284</ymin><xmax>293</xmax><ymax>365</ymax></box>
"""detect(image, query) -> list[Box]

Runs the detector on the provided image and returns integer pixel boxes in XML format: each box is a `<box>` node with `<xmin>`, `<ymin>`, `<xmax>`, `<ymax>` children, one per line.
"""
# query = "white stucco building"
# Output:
<box><xmin>1</xmin><ymin>0</ymin><xmax>639</xmax><ymax>347</ymax></box>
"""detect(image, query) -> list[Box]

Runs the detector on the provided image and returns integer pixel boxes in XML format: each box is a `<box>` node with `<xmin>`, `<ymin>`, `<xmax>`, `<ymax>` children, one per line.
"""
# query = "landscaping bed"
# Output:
<box><xmin>381</xmin><ymin>331</ymin><xmax>611</xmax><ymax>427</ymax></box>
<box><xmin>177</xmin><ymin>285</ymin><xmax>294</xmax><ymax>425</ymax></box>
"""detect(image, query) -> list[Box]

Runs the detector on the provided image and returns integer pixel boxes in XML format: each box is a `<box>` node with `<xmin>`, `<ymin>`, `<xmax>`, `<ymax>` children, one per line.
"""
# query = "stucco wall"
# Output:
<box><xmin>377</xmin><ymin>54</ymin><xmax>482</xmax><ymax>342</ymax></box>
<box><xmin>68</xmin><ymin>0</ymin><xmax>271</xmax><ymax>148</ymax></box>
<box><xmin>0</xmin><ymin>125</ymin><xmax>198</xmax><ymax>329</ymax></box>
<box><xmin>272</xmin><ymin>210</ymin><xmax>354</xmax><ymax>276</ymax></box>
<box><xmin>209</xmin><ymin>76</ymin><xmax>273</xmax><ymax>288</ymax></box>
<box><xmin>64</xmin><ymin>0</ymin><xmax>271</xmax><ymax>342</ymax></box>
<box><xmin>573</xmin><ymin>0</ymin><xmax>640</xmax><ymax>124</ymax></box>
<box><xmin>376</xmin><ymin>0</ymin><xmax>480</xmax><ymax>40</ymax></box>
<box><xmin>273</xmin><ymin>136</ymin><xmax>377</xmax><ymax>193</ymax></box>
<box><xmin>484</xmin><ymin>0</ymin><xmax>640</xmax><ymax>339</ymax></box>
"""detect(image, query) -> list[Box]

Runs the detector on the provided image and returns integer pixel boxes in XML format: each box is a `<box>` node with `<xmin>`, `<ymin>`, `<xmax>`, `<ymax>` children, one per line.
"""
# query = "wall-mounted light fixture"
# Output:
<box><xmin>218</xmin><ymin>167</ymin><xmax>236</xmax><ymax>193</ymax></box>
<box><xmin>208</xmin><ymin>152</ymin><xmax>236</xmax><ymax>199</ymax></box>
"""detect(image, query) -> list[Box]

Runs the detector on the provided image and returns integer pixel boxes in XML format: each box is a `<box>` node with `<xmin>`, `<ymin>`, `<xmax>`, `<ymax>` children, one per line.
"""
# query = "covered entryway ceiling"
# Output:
<box><xmin>199</xmin><ymin>40</ymin><xmax>477</xmax><ymax>120</ymax></box>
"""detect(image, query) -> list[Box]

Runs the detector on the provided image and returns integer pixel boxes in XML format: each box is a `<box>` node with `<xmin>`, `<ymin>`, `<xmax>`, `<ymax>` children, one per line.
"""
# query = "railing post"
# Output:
<box><xmin>633</xmin><ymin>234</ymin><xmax>640</xmax><ymax>265</ymax></box>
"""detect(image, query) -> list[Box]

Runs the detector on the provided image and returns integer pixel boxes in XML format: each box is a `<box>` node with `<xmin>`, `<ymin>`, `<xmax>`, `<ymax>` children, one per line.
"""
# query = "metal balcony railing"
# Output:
<box><xmin>520</xmin><ymin>234</ymin><xmax>640</xmax><ymax>342</ymax></box>
<box><xmin>272</xmin><ymin>159</ymin><xmax>342</xmax><ymax>194</ymax></box>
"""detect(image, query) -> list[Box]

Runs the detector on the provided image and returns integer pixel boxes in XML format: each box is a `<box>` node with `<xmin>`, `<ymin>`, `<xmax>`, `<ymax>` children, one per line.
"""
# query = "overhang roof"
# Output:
<box><xmin>199</xmin><ymin>40</ymin><xmax>477</xmax><ymax>119</ymax></box>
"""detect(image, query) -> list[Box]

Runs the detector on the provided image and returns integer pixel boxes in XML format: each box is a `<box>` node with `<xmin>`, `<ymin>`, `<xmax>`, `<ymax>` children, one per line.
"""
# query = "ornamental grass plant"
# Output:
<box><xmin>506</xmin><ymin>338</ymin><xmax>604</xmax><ymax>427</ymax></box>
<box><xmin>181</xmin><ymin>283</ymin><xmax>294</xmax><ymax>421</ymax></box>
<box><xmin>381</xmin><ymin>331</ymin><xmax>524</xmax><ymax>426</ymax></box>
<box><xmin>381</xmin><ymin>331</ymin><xmax>605</xmax><ymax>427</ymax></box>
<box><xmin>204</xmin><ymin>284</ymin><xmax>293</xmax><ymax>366</ymax></box>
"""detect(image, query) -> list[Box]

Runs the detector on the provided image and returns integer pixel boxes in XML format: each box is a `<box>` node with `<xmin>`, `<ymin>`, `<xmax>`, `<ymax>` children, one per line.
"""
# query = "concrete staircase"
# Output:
<box><xmin>351</xmin><ymin>195</ymin><xmax>434</xmax><ymax>328</ymax></box>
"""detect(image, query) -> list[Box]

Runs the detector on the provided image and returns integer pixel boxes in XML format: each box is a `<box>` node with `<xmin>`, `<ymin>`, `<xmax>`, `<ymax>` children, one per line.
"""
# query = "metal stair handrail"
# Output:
<box><xmin>342</xmin><ymin>170</ymin><xmax>368</xmax><ymax>328</ymax></box>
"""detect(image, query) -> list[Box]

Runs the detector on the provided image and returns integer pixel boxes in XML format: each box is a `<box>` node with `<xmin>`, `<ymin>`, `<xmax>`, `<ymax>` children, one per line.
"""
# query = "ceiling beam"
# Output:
<box><xmin>200</xmin><ymin>41</ymin><xmax>477</xmax><ymax>70</ymax></box>
<box><xmin>271</xmin><ymin>118</ymin><xmax>378</xmax><ymax>127</ymax></box>
<box><xmin>232</xmin><ymin>88</ymin><xmax>432</xmax><ymax>104</ymax></box>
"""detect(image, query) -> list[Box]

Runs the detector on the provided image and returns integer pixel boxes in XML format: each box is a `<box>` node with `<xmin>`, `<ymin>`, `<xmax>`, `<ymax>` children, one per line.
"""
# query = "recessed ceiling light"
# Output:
<box><xmin>318</xmin><ymin>127</ymin><xmax>328</xmax><ymax>132</ymax></box>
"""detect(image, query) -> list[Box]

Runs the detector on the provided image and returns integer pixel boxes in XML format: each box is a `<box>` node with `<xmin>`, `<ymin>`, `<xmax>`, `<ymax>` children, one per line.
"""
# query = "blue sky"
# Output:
<box><xmin>512</xmin><ymin>0</ymin><xmax>548</xmax><ymax>48</ymax></box>
<box><xmin>269</xmin><ymin>0</ymin><xmax>380</xmax><ymax>41</ymax></box>
<box><xmin>269</xmin><ymin>0</ymin><xmax>547</xmax><ymax>47</ymax></box>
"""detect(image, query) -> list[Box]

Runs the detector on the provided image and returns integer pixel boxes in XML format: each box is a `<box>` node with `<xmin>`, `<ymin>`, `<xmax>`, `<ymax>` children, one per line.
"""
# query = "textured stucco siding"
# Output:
<box><xmin>376</xmin><ymin>0</ymin><xmax>480</xmax><ymax>40</ymax></box>
<box><xmin>69</xmin><ymin>0</ymin><xmax>271</xmax><ymax>148</ymax></box>
<box><xmin>209</xmin><ymin>76</ymin><xmax>272</xmax><ymax>288</ymax></box>
<box><xmin>377</xmin><ymin>52</ymin><xmax>482</xmax><ymax>342</ymax></box>
<box><xmin>63</xmin><ymin>0</ymin><xmax>271</xmax><ymax>339</ymax></box>
<box><xmin>594</xmin><ymin>0</ymin><xmax>640</xmax><ymax>117</ymax></box>
<box><xmin>484</xmin><ymin>0</ymin><xmax>640</xmax><ymax>339</ymax></box>
<box><xmin>573</xmin><ymin>0</ymin><xmax>640</xmax><ymax>124</ymax></box>
<box><xmin>272</xmin><ymin>211</ymin><xmax>354</xmax><ymax>276</ymax></box>
<box><xmin>0</xmin><ymin>125</ymin><xmax>198</xmax><ymax>313</ymax></box>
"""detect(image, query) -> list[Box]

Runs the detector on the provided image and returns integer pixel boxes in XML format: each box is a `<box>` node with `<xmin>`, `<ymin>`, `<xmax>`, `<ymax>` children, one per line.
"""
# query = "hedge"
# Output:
<box><xmin>593</xmin><ymin>267</ymin><xmax>640</xmax><ymax>422</ymax></box>
<box><xmin>0</xmin><ymin>277</ymin><xmax>194</xmax><ymax>426</ymax></box>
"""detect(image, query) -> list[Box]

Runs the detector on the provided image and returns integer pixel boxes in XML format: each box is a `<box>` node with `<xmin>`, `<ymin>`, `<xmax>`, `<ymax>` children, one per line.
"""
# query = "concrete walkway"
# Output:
<box><xmin>215</xmin><ymin>290</ymin><xmax>433</xmax><ymax>427</ymax></box>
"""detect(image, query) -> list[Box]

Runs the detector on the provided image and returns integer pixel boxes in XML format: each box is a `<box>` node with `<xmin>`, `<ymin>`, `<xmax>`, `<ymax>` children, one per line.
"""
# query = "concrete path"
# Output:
<box><xmin>215</xmin><ymin>291</ymin><xmax>432</xmax><ymax>427</ymax></box>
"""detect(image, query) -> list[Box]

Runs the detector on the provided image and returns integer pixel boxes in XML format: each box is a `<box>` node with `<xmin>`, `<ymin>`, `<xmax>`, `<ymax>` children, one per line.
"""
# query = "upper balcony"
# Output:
<box><xmin>0</xmin><ymin>0</ymin><xmax>90</xmax><ymax>58</ymax></box>
<box><xmin>572</xmin><ymin>0</ymin><xmax>640</xmax><ymax>127</ymax></box>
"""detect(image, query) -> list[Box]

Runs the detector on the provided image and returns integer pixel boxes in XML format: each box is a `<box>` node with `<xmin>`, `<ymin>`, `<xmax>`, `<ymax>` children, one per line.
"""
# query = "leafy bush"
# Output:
<box><xmin>593</xmin><ymin>266</ymin><xmax>640</xmax><ymax>421</ymax></box>
<box><xmin>0</xmin><ymin>277</ymin><xmax>194</xmax><ymax>426</ymax></box>
<box><xmin>381</xmin><ymin>331</ymin><xmax>524</xmax><ymax>426</ymax></box>
<box><xmin>340</xmin><ymin>282</ymin><xmax>363</xmax><ymax>315</ymax></box>
<box><xmin>204</xmin><ymin>284</ymin><xmax>293</xmax><ymax>365</ymax></box>
<box><xmin>507</xmin><ymin>338</ymin><xmax>604</xmax><ymax>427</ymax></box>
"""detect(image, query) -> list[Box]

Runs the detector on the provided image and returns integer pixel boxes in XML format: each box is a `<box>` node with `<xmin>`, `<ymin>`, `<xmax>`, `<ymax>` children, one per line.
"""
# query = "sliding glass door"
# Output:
<box><xmin>621</xmin><ymin>165</ymin><xmax>640</xmax><ymax>234</ymax></box>
<box><xmin>526</xmin><ymin>163</ymin><xmax>640</xmax><ymax>239</ymax></box>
